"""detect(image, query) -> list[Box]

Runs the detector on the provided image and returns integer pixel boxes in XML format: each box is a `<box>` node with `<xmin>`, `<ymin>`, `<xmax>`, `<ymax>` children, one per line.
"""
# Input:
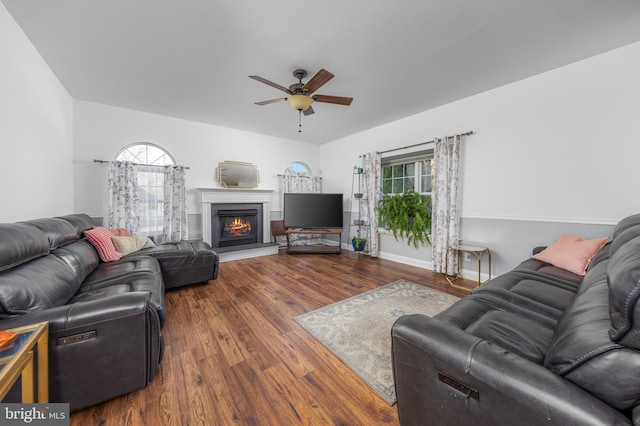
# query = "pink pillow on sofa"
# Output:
<box><xmin>108</xmin><ymin>228</ymin><xmax>132</xmax><ymax>237</ymax></box>
<box><xmin>532</xmin><ymin>235</ymin><xmax>609</xmax><ymax>276</ymax></box>
<box><xmin>84</xmin><ymin>227</ymin><xmax>123</xmax><ymax>262</ymax></box>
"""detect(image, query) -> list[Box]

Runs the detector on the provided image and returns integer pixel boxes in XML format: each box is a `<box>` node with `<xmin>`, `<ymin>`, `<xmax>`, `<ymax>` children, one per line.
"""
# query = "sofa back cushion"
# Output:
<box><xmin>609</xmin><ymin>224</ymin><xmax>640</xmax><ymax>259</ymax></box>
<box><xmin>612</xmin><ymin>213</ymin><xmax>640</xmax><ymax>240</ymax></box>
<box><xmin>0</xmin><ymin>255</ymin><xmax>81</xmax><ymax>318</ymax></box>
<box><xmin>21</xmin><ymin>217</ymin><xmax>79</xmax><ymax>249</ymax></box>
<box><xmin>608</xmin><ymin>235</ymin><xmax>640</xmax><ymax>348</ymax></box>
<box><xmin>57</xmin><ymin>213</ymin><xmax>96</xmax><ymax>238</ymax></box>
<box><xmin>0</xmin><ymin>223</ymin><xmax>50</xmax><ymax>272</ymax></box>
<box><xmin>544</xmin><ymin>260</ymin><xmax>640</xmax><ymax>410</ymax></box>
<box><xmin>53</xmin><ymin>240</ymin><xmax>100</xmax><ymax>284</ymax></box>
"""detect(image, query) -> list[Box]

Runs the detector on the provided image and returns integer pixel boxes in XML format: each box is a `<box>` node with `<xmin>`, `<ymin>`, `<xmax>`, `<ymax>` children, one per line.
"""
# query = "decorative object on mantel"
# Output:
<box><xmin>376</xmin><ymin>190</ymin><xmax>432</xmax><ymax>248</ymax></box>
<box><xmin>217</xmin><ymin>161</ymin><xmax>259</xmax><ymax>188</ymax></box>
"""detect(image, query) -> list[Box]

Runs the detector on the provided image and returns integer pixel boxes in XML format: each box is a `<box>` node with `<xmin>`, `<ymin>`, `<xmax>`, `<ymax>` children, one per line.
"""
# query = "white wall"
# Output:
<box><xmin>321</xmin><ymin>41</ymin><xmax>640</xmax><ymax>273</ymax></box>
<box><xmin>0</xmin><ymin>3</ymin><xmax>73</xmax><ymax>222</ymax></box>
<box><xmin>4</xmin><ymin>0</ymin><xmax>639</xmax><ymax>276</ymax></box>
<box><xmin>73</xmin><ymin>100</ymin><xmax>320</xmax><ymax>235</ymax></box>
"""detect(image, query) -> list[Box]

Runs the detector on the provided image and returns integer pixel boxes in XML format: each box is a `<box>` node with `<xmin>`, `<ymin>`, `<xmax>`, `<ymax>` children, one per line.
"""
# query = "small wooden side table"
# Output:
<box><xmin>285</xmin><ymin>229</ymin><xmax>342</xmax><ymax>254</ymax></box>
<box><xmin>445</xmin><ymin>244</ymin><xmax>491</xmax><ymax>288</ymax></box>
<box><xmin>0</xmin><ymin>322</ymin><xmax>49</xmax><ymax>403</ymax></box>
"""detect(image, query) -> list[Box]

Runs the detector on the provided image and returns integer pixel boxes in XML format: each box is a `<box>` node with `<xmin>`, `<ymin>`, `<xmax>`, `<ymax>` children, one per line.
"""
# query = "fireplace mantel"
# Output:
<box><xmin>197</xmin><ymin>188</ymin><xmax>277</xmax><ymax>261</ymax></box>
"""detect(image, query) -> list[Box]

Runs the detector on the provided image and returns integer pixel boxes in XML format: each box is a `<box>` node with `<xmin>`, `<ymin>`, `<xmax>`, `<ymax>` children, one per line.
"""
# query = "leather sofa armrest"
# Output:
<box><xmin>0</xmin><ymin>292</ymin><xmax>159</xmax><ymax>332</ymax></box>
<box><xmin>392</xmin><ymin>314</ymin><xmax>630</xmax><ymax>426</ymax></box>
<box><xmin>0</xmin><ymin>292</ymin><xmax>163</xmax><ymax>411</ymax></box>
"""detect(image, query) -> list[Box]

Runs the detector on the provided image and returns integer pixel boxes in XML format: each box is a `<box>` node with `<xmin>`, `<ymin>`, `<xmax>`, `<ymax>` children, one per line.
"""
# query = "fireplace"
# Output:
<box><xmin>211</xmin><ymin>203</ymin><xmax>263</xmax><ymax>248</ymax></box>
<box><xmin>198</xmin><ymin>188</ymin><xmax>278</xmax><ymax>261</ymax></box>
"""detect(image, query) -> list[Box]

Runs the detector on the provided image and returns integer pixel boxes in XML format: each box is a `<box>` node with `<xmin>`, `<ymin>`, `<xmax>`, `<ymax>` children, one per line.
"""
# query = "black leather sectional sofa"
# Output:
<box><xmin>392</xmin><ymin>213</ymin><xmax>640</xmax><ymax>425</ymax></box>
<box><xmin>0</xmin><ymin>213</ymin><xmax>218</xmax><ymax>411</ymax></box>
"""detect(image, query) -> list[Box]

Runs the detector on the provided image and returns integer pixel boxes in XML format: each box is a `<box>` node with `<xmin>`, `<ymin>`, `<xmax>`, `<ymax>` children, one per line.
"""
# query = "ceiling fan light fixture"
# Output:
<box><xmin>287</xmin><ymin>94</ymin><xmax>313</xmax><ymax>111</ymax></box>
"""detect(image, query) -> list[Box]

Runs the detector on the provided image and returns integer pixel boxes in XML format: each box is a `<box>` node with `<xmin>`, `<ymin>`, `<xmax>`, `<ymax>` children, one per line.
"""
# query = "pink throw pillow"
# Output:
<box><xmin>108</xmin><ymin>228</ymin><xmax>133</xmax><ymax>237</ymax></box>
<box><xmin>84</xmin><ymin>227</ymin><xmax>123</xmax><ymax>262</ymax></box>
<box><xmin>532</xmin><ymin>235</ymin><xmax>609</xmax><ymax>276</ymax></box>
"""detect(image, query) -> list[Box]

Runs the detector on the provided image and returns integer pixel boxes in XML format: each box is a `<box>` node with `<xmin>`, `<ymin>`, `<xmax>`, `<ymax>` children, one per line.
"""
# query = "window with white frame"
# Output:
<box><xmin>381</xmin><ymin>150</ymin><xmax>434</xmax><ymax>196</ymax></box>
<box><xmin>379</xmin><ymin>150</ymin><xmax>434</xmax><ymax>232</ymax></box>
<box><xmin>115</xmin><ymin>143</ymin><xmax>176</xmax><ymax>237</ymax></box>
<box><xmin>284</xmin><ymin>161</ymin><xmax>312</xmax><ymax>177</ymax></box>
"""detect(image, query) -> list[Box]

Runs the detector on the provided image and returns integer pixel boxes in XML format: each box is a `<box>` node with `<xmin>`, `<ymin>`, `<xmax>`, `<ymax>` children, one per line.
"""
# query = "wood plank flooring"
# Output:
<box><xmin>70</xmin><ymin>250</ymin><xmax>473</xmax><ymax>426</ymax></box>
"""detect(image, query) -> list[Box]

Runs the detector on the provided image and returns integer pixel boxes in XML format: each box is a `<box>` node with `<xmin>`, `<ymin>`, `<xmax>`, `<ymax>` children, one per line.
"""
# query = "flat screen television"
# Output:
<box><xmin>283</xmin><ymin>193</ymin><xmax>344</xmax><ymax>230</ymax></box>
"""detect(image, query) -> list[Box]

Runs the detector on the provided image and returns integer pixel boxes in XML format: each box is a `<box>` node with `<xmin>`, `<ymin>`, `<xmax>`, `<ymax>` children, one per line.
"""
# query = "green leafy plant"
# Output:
<box><xmin>351</xmin><ymin>236</ymin><xmax>367</xmax><ymax>251</ymax></box>
<box><xmin>376</xmin><ymin>190</ymin><xmax>432</xmax><ymax>248</ymax></box>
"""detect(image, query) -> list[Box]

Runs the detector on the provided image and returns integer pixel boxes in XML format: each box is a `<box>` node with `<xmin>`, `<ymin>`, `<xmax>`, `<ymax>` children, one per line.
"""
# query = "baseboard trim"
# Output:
<box><xmin>219</xmin><ymin>245</ymin><xmax>279</xmax><ymax>262</ymax></box>
<box><xmin>372</xmin><ymin>251</ymin><xmax>490</xmax><ymax>283</ymax></box>
<box><xmin>377</xmin><ymin>251</ymin><xmax>432</xmax><ymax>270</ymax></box>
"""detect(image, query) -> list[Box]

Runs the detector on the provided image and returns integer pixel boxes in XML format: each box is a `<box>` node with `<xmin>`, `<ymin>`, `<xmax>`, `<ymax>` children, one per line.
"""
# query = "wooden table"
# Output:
<box><xmin>0</xmin><ymin>322</ymin><xmax>49</xmax><ymax>403</ymax></box>
<box><xmin>285</xmin><ymin>229</ymin><xmax>342</xmax><ymax>254</ymax></box>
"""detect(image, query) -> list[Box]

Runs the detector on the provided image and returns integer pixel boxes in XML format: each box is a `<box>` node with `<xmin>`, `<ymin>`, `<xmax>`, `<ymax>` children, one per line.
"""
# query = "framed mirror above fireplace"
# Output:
<box><xmin>217</xmin><ymin>161</ymin><xmax>259</xmax><ymax>188</ymax></box>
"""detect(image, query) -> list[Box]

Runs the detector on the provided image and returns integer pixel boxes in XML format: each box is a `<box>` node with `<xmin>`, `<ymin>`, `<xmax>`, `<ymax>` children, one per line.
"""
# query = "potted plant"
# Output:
<box><xmin>352</xmin><ymin>236</ymin><xmax>367</xmax><ymax>251</ymax></box>
<box><xmin>376</xmin><ymin>190</ymin><xmax>432</xmax><ymax>248</ymax></box>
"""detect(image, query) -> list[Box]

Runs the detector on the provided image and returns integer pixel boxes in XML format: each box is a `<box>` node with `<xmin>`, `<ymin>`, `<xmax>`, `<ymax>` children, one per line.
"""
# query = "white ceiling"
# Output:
<box><xmin>4</xmin><ymin>0</ymin><xmax>640</xmax><ymax>144</ymax></box>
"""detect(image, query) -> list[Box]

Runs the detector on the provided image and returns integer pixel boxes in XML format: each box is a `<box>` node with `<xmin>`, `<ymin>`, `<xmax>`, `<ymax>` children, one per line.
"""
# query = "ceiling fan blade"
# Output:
<box><xmin>303</xmin><ymin>106</ymin><xmax>315</xmax><ymax>116</ymax></box>
<box><xmin>302</xmin><ymin>68</ymin><xmax>334</xmax><ymax>94</ymax></box>
<box><xmin>313</xmin><ymin>94</ymin><xmax>353</xmax><ymax>106</ymax></box>
<box><xmin>255</xmin><ymin>98</ymin><xmax>287</xmax><ymax>105</ymax></box>
<box><xmin>249</xmin><ymin>75</ymin><xmax>293</xmax><ymax>95</ymax></box>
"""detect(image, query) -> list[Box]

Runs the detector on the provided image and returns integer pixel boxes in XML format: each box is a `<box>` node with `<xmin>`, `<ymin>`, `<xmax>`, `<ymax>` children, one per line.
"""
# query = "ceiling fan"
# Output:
<box><xmin>249</xmin><ymin>68</ymin><xmax>353</xmax><ymax>132</ymax></box>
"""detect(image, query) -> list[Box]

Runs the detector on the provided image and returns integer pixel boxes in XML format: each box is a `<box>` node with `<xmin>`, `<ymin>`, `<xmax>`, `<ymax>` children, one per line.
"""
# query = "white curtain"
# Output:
<box><xmin>281</xmin><ymin>175</ymin><xmax>322</xmax><ymax>195</ymax></box>
<box><xmin>107</xmin><ymin>161</ymin><xmax>140</xmax><ymax>234</ymax></box>
<box><xmin>431</xmin><ymin>135</ymin><xmax>462</xmax><ymax>274</ymax></box>
<box><xmin>107</xmin><ymin>161</ymin><xmax>188</xmax><ymax>242</ymax></box>
<box><xmin>136</xmin><ymin>165</ymin><xmax>164</xmax><ymax>240</ymax></box>
<box><xmin>361</xmin><ymin>152</ymin><xmax>381</xmax><ymax>257</ymax></box>
<box><xmin>162</xmin><ymin>165</ymin><xmax>188</xmax><ymax>242</ymax></box>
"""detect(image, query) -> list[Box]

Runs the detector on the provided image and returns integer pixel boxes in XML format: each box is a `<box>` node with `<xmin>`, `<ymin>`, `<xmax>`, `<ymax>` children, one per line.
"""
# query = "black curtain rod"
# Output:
<box><xmin>93</xmin><ymin>159</ymin><xmax>190</xmax><ymax>169</ymax></box>
<box><xmin>360</xmin><ymin>130</ymin><xmax>474</xmax><ymax>157</ymax></box>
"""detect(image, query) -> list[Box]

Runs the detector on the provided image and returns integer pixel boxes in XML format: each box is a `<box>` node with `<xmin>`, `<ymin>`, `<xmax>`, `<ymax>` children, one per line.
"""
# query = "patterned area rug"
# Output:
<box><xmin>294</xmin><ymin>279</ymin><xmax>459</xmax><ymax>404</ymax></box>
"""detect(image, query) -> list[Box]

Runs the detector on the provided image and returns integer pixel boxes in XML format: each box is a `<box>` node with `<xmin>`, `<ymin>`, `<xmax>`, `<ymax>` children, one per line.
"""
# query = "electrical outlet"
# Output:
<box><xmin>464</xmin><ymin>253</ymin><xmax>471</xmax><ymax>262</ymax></box>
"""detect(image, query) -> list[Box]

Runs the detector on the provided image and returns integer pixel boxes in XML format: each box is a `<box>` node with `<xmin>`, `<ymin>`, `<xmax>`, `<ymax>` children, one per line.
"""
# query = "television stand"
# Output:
<box><xmin>285</xmin><ymin>229</ymin><xmax>342</xmax><ymax>254</ymax></box>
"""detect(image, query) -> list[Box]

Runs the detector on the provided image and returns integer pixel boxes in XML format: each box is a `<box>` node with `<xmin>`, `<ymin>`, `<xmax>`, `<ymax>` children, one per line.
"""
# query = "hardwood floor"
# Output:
<box><xmin>70</xmin><ymin>250</ymin><xmax>473</xmax><ymax>426</ymax></box>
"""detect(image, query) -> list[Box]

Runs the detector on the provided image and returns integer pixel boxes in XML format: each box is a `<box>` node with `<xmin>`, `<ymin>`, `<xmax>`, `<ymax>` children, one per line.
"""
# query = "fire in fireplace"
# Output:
<box><xmin>223</xmin><ymin>217</ymin><xmax>252</xmax><ymax>237</ymax></box>
<box><xmin>211</xmin><ymin>203</ymin><xmax>263</xmax><ymax>248</ymax></box>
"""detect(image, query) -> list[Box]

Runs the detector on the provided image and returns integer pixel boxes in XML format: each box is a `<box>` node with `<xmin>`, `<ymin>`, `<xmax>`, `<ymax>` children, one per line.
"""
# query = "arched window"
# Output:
<box><xmin>111</xmin><ymin>143</ymin><xmax>180</xmax><ymax>238</ymax></box>
<box><xmin>284</xmin><ymin>161</ymin><xmax>312</xmax><ymax>177</ymax></box>
<box><xmin>116</xmin><ymin>142</ymin><xmax>175</xmax><ymax>166</ymax></box>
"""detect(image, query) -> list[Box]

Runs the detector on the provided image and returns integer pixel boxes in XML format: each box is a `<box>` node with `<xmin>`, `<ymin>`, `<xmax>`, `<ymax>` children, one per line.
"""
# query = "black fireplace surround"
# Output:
<box><xmin>211</xmin><ymin>203</ymin><xmax>263</xmax><ymax>248</ymax></box>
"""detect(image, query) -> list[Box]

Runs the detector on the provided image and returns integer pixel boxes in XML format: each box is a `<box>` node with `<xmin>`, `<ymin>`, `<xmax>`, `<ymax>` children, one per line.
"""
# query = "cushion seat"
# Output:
<box><xmin>436</xmin><ymin>290</ymin><xmax>559</xmax><ymax>363</ymax></box>
<box><xmin>130</xmin><ymin>241</ymin><xmax>218</xmax><ymax>289</ymax></box>
<box><xmin>78</xmin><ymin>256</ymin><xmax>166</xmax><ymax>325</ymax></box>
